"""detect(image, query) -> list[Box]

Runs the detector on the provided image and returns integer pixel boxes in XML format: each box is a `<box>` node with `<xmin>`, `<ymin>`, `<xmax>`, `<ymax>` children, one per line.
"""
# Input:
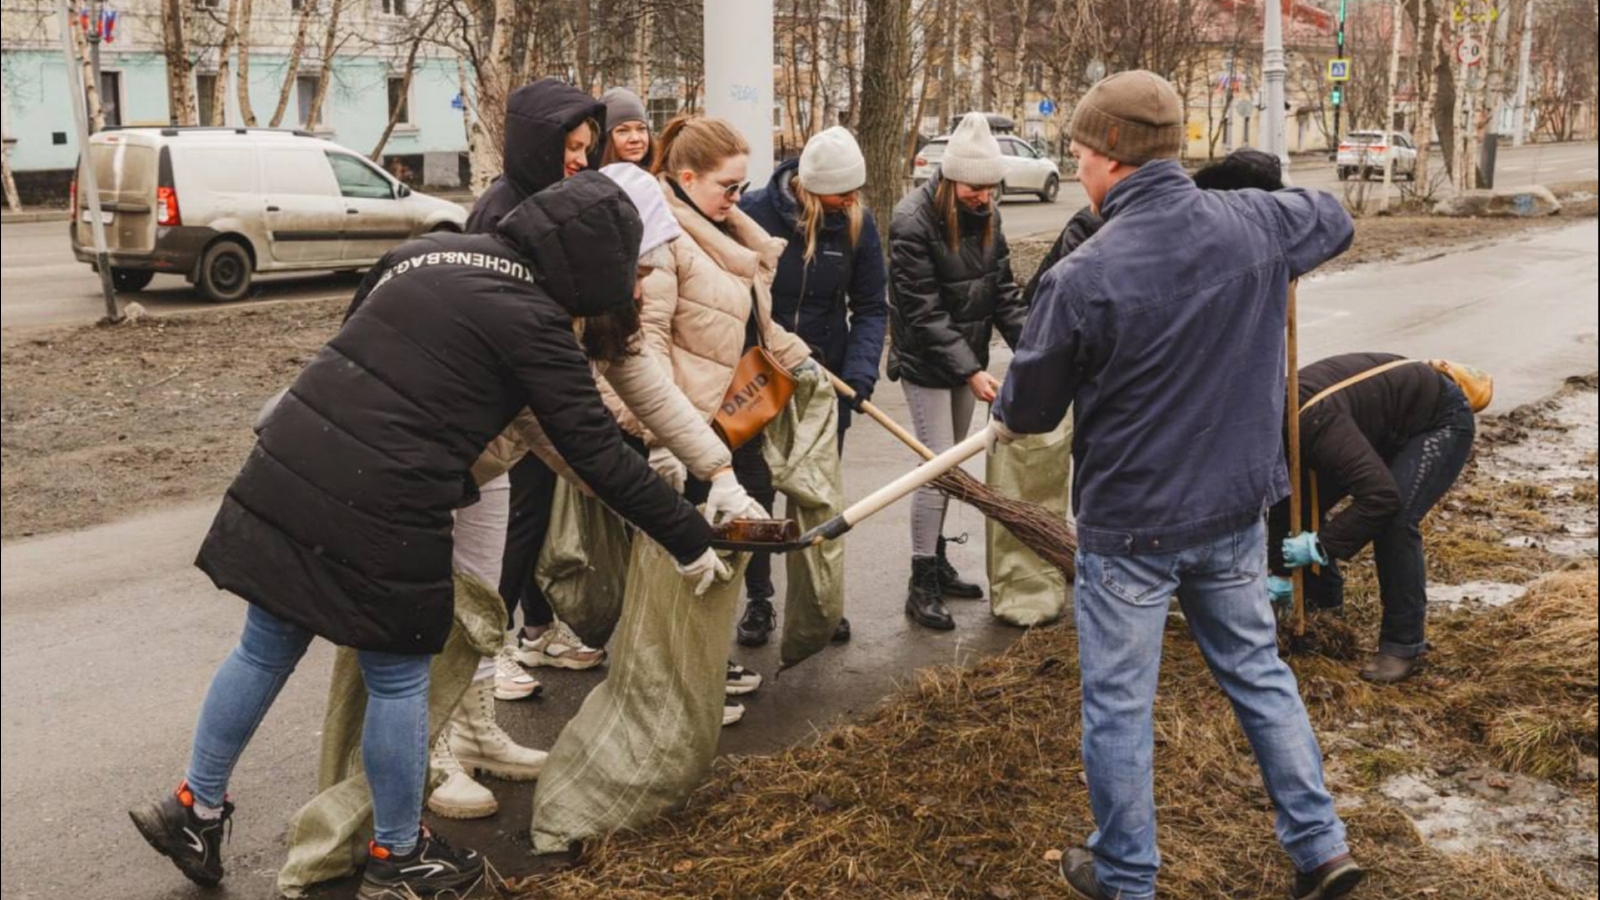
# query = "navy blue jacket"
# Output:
<box><xmin>995</xmin><ymin>160</ymin><xmax>1354</xmax><ymax>556</ymax></box>
<box><xmin>741</xmin><ymin>158</ymin><xmax>889</xmax><ymax>412</ymax></box>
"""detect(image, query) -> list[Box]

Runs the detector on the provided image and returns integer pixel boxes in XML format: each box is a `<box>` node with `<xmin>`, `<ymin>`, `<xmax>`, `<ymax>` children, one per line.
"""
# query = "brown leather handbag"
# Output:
<box><xmin>712</xmin><ymin>332</ymin><xmax>796</xmax><ymax>451</ymax></box>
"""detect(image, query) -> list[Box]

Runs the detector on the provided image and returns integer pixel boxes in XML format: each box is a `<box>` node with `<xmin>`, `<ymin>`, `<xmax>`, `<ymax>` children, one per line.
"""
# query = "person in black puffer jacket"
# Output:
<box><xmin>737</xmin><ymin>125</ymin><xmax>888</xmax><ymax>647</ymax></box>
<box><xmin>132</xmin><ymin>173</ymin><xmax>725</xmax><ymax>900</ymax></box>
<box><xmin>887</xmin><ymin>112</ymin><xmax>1028</xmax><ymax>631</ymax></box>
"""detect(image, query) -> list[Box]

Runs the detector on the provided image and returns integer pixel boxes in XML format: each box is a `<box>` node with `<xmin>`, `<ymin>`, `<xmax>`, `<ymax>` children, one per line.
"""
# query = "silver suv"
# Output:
<box><xmin>71</xmin><ymin>127</ymin><xmax>466</xmax><ymax>302</ymax></box>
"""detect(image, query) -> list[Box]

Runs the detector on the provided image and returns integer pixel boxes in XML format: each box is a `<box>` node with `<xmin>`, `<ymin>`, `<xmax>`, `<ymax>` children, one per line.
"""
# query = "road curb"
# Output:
<box><xmin>2</xmin><ymin>210</ymin><xmax>72</xmax><ymax>224</ymax></box>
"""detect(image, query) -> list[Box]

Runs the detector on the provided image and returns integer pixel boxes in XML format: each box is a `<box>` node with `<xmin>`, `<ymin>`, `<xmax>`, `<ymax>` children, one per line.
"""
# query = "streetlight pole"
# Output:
<box><xmin>1379</xmin><ymin>0</ymin><xmax>1404</xmax><ymax>211</ymax></box>
<box><xmin>1332</xmin><ymin>0</ymin><xmax>1348</xmax><ymax>145</ymax></box>
<box><xmin>1511</xmin><ymin>0</ymin><xmax>1533</xmax><ymax>146</ymax></box>
<box><xmin>703</xmin><ymin>0</ymin><xmax>775</xmax><ymax>186</ymax></box>
<box><xmin>85</xmin><ymin>0</ymin><xmax>104</xmax><ymax>133</ymax></box>
<box><xmin>1262</xmin><ymin>0</ymin><xmax>1289</xmax><ymax>166</ymax></box>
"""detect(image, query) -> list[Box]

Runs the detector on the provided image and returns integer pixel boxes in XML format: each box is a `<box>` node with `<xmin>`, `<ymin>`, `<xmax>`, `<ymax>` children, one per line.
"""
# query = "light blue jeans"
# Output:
<box><xmin>1074</xmin><ymin>519</ymin><xmax>1348</xmax><ymax>899</ymax></box>
<box><xmin>185</xmin><ymin>604</ymin><xmax>431</xmax><ymax>852</ymax></box>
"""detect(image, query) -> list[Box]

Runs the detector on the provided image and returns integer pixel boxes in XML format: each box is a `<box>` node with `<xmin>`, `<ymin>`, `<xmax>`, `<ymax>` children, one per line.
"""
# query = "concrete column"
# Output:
<box><xmin>1261</xmin><ymin>0</ymin><xmax>1289</xmax><ymax>168</ymax></box>
<box><xmin>703</xmin><ymin>0</ymin><xmax>774</xmax><ymax>186</ymax></box>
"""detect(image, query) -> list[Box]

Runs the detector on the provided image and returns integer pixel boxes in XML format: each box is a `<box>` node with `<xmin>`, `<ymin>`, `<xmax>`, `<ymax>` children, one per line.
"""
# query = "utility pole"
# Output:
<box><xmin>1332</xmin><ymin>0</ymin><xmax>1348</xmax><ymax>144</ymax></box>
<box><xmin>59</xmin><ymin>0</ymin><xmax>120</xmax><ymax>322</ymax></box>
<box><xmin>85</xmin><ymin>1</ymin><xmax>104</xmax><ymax>132</ymax></box>
<box><xmin>704</xmin><ymin>0</ymin><xmax>775</xmax><ymax>186</ymax></box>
<box><xmin>1262</xmin><ymin>0</ymin><xmax>1289</xmax><ymax>167</ymax></box>
<box><xmin>1379</xmin><ymin>0</ymin><xmax>1404</xmax><ymax>211</ymax></box>
<box><xmin>1511</xmin><ymin>0</ymin><xmax>1533</xmax><ymax>145</ymax></box>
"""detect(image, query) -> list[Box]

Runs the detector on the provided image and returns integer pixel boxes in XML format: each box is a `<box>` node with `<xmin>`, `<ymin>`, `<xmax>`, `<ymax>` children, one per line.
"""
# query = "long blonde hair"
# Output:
<box><xmin>935</xmin><ymin>178</ymin><xmax>993</xmax><ymax>254</ymax></box>
<box><xmin>792</xmin><ymin>176</ymin><xmax>864</xmax><ymax>265</ymax></box>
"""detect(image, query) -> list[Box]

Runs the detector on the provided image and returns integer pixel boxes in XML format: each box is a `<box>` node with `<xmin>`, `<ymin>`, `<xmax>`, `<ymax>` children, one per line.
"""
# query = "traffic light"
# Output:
<box><xmin>1331</xmin><ymin>88</ymin><xmax>1343</xmax><ymax>105</ymax></box>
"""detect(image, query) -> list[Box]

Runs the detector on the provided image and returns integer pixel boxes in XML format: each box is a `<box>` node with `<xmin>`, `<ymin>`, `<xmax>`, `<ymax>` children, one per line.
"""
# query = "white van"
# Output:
<box><xmin>71</xmin><ymin>127</ymin><xmax>467</xmax><ymax>302</ymax></box>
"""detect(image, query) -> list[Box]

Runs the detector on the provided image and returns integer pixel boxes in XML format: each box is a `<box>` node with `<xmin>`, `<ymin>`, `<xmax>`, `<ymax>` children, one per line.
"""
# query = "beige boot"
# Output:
<box><xmin>426</xmin><ymin>728</ymin><xmax>498</xmax><ymax>819</ymax></box>
<box><xmin>449</xmin><ymin>679</ymin><xmax>548</xmax><ymax>781</ymax></box>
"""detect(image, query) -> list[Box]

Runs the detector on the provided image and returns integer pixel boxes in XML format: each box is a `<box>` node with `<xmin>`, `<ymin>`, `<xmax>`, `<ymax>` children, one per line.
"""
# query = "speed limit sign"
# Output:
<box><xmin>1456</xmin><ymin>36</ymin><xmax>1484</xmax><ymax>66</ymax></box>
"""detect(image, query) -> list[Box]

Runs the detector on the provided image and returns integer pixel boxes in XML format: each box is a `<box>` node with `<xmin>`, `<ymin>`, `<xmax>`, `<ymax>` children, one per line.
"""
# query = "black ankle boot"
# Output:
<box><xmin>737</xmin><ymin>598</ymin><xmax>775</xmax><ymax>647</ymax></box>
<box><xmin>936</xmin><ymin>535</ymin><xmax>984</xmax><ymax>600</ymax></box>
<box><xmin>905</xmin><ymin>557</ymin><xmax>955</xmax><ymax>630</ymax></box>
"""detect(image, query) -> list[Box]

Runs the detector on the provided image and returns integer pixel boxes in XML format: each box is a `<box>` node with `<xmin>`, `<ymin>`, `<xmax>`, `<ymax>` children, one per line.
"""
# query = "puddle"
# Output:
<box><xmin>1381</xmin><ymin>766</ymin><xmax>1600</xmax><ymax>894</ymax></box>
<box><xmin>1427</xmin><ymin>581</ymin><xmax>1528</xmax><ymax>610</ymax></box>
<box><xmin>1479</xmin><ymin>387</ymin><xmax>1598</xmax><ymax>561</ymax></box>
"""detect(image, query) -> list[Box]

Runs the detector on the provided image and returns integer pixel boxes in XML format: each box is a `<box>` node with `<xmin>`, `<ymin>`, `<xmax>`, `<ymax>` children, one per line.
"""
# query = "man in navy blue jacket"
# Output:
<box><xmin>993</xmin><ymin>72</ymin><xmax>1363</xmax><ymax>900</ymax></box>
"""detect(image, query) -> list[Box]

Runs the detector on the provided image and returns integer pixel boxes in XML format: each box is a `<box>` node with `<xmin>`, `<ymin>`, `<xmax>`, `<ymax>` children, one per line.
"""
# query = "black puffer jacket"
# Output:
<box><xmin>886</xmin><ymin>176</ymin><xmax>1027</xmax><ymax>388</ymax></box>
<box><xmin>466</xmin><ymin>78</ymin><xmax>605</xmax><ymax>235</ymax></box>
<box><xmin>197</xmin><ymin>173</ymin><xmax>713</xmax><ymax>655</ymax></box>
<box><xmin>1021</xmin><ymin>205</ymin><xmax>1102</xmax><ymax>306</ymax></box>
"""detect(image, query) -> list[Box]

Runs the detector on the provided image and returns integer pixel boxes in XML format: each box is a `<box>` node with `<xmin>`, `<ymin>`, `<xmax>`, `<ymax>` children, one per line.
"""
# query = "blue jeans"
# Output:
<box><xmin>1074</xmin><ymin>520</ymin><xmax>1348</xmax><ymax>900</ymax></box>
<box><xmin>185</xmin><ymin>604</ymin><xmax>431</xmax><ymax>852</ymax></box>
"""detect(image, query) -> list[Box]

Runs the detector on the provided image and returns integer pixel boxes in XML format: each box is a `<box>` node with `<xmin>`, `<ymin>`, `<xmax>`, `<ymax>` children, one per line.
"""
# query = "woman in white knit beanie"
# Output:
<box><xmin>884</xmin><ymin>112</ymin><xmax>1028</xmax><ymax>632</ymax></box>
<box><xmin>736</xmin><ymin>126</ymin><xmax>888</xmax><ymax>647</ymax></box>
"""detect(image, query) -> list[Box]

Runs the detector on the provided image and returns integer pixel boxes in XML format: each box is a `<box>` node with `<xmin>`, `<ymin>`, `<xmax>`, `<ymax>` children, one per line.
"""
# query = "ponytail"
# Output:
<box><xmin>651</xmin><ymin>114</ymin><xmax>750</xmax><ymax>179</ymax></box>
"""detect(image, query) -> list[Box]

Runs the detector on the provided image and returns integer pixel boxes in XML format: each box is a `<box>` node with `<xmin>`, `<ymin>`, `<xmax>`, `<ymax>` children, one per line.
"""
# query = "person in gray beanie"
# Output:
<box><xmin>885</xmin><ymin>111</ymin><xmax>1027</xmax><ymax>631</ymax></box>
<box><xmin>600</xmin><ymin>87</ymin><xmax>653</xmax><ymax>168</ymax></box>
<box><xmin>991</xmin><ymin>70</ymin><xmax>1362</xmax><ymax>900</ymax></box>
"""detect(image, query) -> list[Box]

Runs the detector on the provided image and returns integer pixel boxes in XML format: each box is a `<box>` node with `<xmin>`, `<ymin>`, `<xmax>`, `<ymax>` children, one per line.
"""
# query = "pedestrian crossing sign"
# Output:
<box><xmin>1327</xmin><ymin>58</ymin><xmax>1352</xmax><ymax>81</ymax></box>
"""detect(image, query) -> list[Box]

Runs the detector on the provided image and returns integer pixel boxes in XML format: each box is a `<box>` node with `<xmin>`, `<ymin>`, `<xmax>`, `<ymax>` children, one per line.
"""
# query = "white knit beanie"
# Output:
<box><xmin>799</xmin><ymin>126</ymin><xmax>867</xmax><ymax>195</ymax></box>
<box><xmin>599</xmin><ymin>163</ymin><xmax>680</xmax><ymax>263</ymax></box>
<box><xmin>939</xmin><ymin>113</ymin><xmax>1004</xmax><ymax>186</ymax></box>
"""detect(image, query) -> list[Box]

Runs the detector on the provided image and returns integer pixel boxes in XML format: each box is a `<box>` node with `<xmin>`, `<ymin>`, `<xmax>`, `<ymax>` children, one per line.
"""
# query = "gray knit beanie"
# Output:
<box><xmin>601</xmin><ymin>87</ymin><xmax>647</xmax><ymax>130</ymax></box>
<box><xmin>799</xmin><ymin>126</ymin><xmax>867</xmax><ymax>195</ymax></box>
<box><xmin>1068</xmin><ymin>70</ymin><xmax>1184</xmax><ymax>165</ymax></box>
<box><xmin>938</xmin><ymin>113</ymin><xmax>1005</xmax><ymax>186</ymax></box>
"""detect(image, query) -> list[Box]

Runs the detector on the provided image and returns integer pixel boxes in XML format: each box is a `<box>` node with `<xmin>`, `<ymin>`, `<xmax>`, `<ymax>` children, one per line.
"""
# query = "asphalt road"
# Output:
<box><xmin>4</xmin><ymin>142</ymin><xmax>1594</xmax><ymax>330</ymax></box>
<box><xmin>3</xmin><ymin>218</ymin><xmax>1596</xmax><ymax>899</ymax></box>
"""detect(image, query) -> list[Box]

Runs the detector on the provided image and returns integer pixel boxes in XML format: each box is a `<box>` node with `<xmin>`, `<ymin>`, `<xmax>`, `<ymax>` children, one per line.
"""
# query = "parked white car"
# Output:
<box><xmin>912</xmin><ymin>134</ymin><xmax>1062</xmax><ymax>202</ymax></box>
<box><xmin>71</xmin><ymin>126</ymin><xmax>467</xmax><ymax>302</ymax></box>
<box><xmin>1336</xmin><ymin>130</ymin><xmax>1418</xmax><ymax>181</ymax></box>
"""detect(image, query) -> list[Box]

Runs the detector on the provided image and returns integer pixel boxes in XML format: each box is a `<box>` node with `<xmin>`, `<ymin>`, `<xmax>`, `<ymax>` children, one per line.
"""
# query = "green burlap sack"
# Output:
<box><xmin>762</xmin><ymin>364</ymin><xmax>846</xmax><ymax>669</ymax></box>
<box><xmin>985</xmin><ymin>416</ymin><xmax>1072</xmax><ymax>627</ymax></box>
<box><xmin>536</xmin><ymin>479</ymin><xmax>634</xmax><ymax>648</ymax></box>
<box><xmin>277</xmin><ymin>573</ymin><xmax>505</xmax><ymax>897</ymax></box>
<box><xmin>529</xmin><ymin>538</ymin><xmax>749</xmax><ymax>854</ymax></box>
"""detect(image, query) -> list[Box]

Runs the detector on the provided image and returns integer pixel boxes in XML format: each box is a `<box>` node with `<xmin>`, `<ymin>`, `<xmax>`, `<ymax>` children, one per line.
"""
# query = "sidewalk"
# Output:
<box><xmin>1</xmin><ymin>206</ymin><xmax>70</xmax><ymax>224</ymax></box>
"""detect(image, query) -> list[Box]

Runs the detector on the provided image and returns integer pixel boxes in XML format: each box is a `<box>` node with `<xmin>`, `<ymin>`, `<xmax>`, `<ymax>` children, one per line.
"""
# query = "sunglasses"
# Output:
<box><xmin>718</xmin><ymin>180</ymin><xmax>751</xmax><ymax>200</ymax></box>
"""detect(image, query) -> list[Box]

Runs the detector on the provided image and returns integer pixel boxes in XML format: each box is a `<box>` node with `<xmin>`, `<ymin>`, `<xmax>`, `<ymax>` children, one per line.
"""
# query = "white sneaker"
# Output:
<box><xmin>722</xmin><ymin>698</ymin><xmax>745</xmax><ymax>727</ymax></box>
<box><xmin>493</xmin><ymin>645</ymin><xmax>542</xmax><ymax>701</ymax></box>
<box><xmin>725</xmin><ymin>661</ymin><xmax>762</xmax><ymax>696</ymax></box>
<box><xmin>426</xmin><ymin>729</ymin><xmax>498</xmax><ymax>819</ymax></box>
<box><xmin>514</xmin><ymin>621</ymin><xmax>606</xmax><ymax>671</ymax></box>
<box><xmin>450</xmin><ymin>680</ymin><xmax>548</xmax><ymax>781</ymax></box>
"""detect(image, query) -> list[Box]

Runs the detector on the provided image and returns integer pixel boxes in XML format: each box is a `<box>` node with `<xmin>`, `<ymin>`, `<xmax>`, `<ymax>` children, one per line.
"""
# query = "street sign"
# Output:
<box><xmin>1457</xmin><ymin>35</ymin><xmax>1484</xmax><ymax>66</ymax></box>
<box><xmin>1038</xmin><ymin>98</ymin><xmax>1056</xmax><ymax>116</ymax></box>
<box><xmin>1234</xmin><ymin>98</ymin><xmax>1255</xmax><ymax>118</ymax></box>
<box><xmin>1085</xmin><ymin>59</ymin><xmax>1107</xmax><ymax>83</ymax></box>
<box><xmin>450</xmin><ymin>93</ymin><xmax>465</xmax><ymax>110</ymax></box>
<box><xmin>1327</xmin><ymin>58</ymin><xmax>1351</xmax><ymax>81</ymax></box>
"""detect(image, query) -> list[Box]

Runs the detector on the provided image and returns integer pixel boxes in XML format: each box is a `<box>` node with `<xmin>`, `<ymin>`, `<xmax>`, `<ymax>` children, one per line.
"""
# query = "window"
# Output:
<box><xmin>1012</xmin><ymin>140</ymin><xmax>1038</xmax><ymax>159</ymax></box>
<box><xmin>999</xmin><ymin>140</ymin><xmax>1018</xmax><ymax>157</ymax></box>
<box><xmin>326</xmin><ymin>152</ymin><xmax>394</xmax><ymax>199</ymax></box>
<box><xmin>196</xmin><ymin>72</ymin><xmax>218</xmax><ymax>125</ymax></box>
<box><xmin>380</xmin><ymin>0</ymin><xmax>406</xmax><ymax>14</ymax></box>
<box><xmin>386</xmin><ymin>77</ymin><xmax>411</xmax><ymax>124</ymax></box>
<box><xmin>98</xmin><ymin>70</ymin><xmax>122</xmax><ymax>127</ymax></box>
<box><xmin>296</xmin><ymin>75</ymin><xmax>320</xmax><ymax>127</ymax></box>
<box><xmin>647</xmin><ymin>97</ymin><xmax>677</xmax><ymax>133</ymax></box>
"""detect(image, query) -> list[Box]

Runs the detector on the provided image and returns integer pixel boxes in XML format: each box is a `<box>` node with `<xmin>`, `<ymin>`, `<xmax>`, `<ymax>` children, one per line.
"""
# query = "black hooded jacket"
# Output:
<box><xmin>465</xmin><ymin>78</ymin><xmax>606</xmax><ymax>235</ymax></box>
<box><xmin>197</xmin><ymin>173</ymin><xmax>713</xmax><ymax>655</ymax></box>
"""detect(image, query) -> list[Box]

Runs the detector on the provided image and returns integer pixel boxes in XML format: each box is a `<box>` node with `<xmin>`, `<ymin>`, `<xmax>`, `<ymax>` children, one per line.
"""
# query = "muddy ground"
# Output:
<box><xmin>483</xmin><ymin>377</ymin><xmax>1596</xmax><ymax>900</ymax></box>
<box><xmin>3</xmin><ymin>205</ymin><xmax>1595</xmax><ymax>543</ymax></box>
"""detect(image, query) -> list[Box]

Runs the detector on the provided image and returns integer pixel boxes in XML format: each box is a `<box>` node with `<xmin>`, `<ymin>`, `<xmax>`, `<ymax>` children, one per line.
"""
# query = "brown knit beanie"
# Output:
<box><xmin>1068</xmin><ymin>70</ymin><xmax>1184</xmax><ymax>165</ymax></box>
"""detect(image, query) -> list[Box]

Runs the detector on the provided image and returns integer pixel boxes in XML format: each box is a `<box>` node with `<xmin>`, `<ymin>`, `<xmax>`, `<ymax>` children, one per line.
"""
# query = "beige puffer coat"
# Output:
<box><xmin>605</xmin><ymin>175</ymin><xmax>812</xmax><ymax>438</ymax></box>
<box><xmin>472</xmin><ymin>345</ymin><xmax>732</xmax><ymax>489</ymax></box>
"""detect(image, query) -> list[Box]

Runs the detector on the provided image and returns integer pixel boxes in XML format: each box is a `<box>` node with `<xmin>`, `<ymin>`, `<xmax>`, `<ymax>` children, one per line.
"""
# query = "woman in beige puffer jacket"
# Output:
<box><xmin>606</xmin><ymin>116</ymin><xmax>817</xmax><ymax>681</ymax></box>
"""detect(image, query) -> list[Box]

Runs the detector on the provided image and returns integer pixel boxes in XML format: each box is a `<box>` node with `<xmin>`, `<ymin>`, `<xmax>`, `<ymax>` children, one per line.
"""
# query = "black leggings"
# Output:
<box><xmin>685</xmin><ymin>434</ymin><xmax>776</xmax><ymax>600</ymax></box>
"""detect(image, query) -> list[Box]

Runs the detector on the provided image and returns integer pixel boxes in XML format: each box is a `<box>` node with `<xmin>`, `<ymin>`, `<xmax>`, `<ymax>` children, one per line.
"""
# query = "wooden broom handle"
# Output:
<box><xmin>826</xmin><ymin>370</ymin><xmax>938</xmax><ymax>462</ymax></box>
<box><xmin>1287</xmin><ymin>282</ymin><xmax>1307</xmax><ymax>637</ymax></box>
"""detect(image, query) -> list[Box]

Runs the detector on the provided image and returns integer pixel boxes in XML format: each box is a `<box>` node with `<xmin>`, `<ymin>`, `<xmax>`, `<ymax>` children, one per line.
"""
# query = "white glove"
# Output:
<box><xmin>705</xmin><ymin>470</ymin><xmax>766</xmax><ymax>525</ymax></box>
<box><xmin>790</xmin><ymin>357</ymin><xmax>822</xmax><ymax>377</ymax></box>
<box><xmin>987</xmin><ymin>416</ymin><xmax>1020</xmax><ymax>455</ymax></box>
<box><xmin>676</xmin><ymin>547</ymin><xmax>732</xmax><ymax>596</ymax></box>
<box><xmin>648</xmin><ymin>446</ymin><xmax>687</xmax><ymax>493</ymax></box>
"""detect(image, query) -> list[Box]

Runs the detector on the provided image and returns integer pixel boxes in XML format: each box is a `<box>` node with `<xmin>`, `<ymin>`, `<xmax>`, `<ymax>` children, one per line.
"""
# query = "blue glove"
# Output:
<box><xmin>1282</xmin><ymin>532</ymin><xmax>1329</xmax><ymax>569</ymax></box>
<box><xmin>1266</xmin><ymin>575</ymin><xmax>1294</xmax><ymax>605</ymax></box>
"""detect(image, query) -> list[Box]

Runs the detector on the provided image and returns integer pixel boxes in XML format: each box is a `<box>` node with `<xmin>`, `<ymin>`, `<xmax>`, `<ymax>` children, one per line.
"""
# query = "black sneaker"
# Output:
<box><xmin>358</xmin><ymin>828</ymin><xmax>485</xmax><ymax>900</ymax></box>
<box><xmin>128</xmin><ymin>781</ymin><xmax>234</xmax><ymax>887</ymax></box>
<box><xmin>831</xmin><ymin>616</ymin><xmax>852</xmax><ymax>643</ymax></box>
<box><xmin>736</xmin><ymin>598</ymin><xmax>776</xmax><ymax>647</ymax></box>
<box><xmin>1292</xmin><ymin>853</ymin><xmax>1365</xmax><ymax>900</ymax></box>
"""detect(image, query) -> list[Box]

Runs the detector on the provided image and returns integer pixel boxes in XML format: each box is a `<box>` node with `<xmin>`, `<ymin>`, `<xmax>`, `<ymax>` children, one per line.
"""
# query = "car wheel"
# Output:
<box><xmin>197</xmin><ymin>240</ymin><xmax>252</xmax><ymax>303</ymax></box>
<box><xmin>1337</xmin><ymin>167</ymin><xmax>1348</xmax><ymax>181</ymax></box>
<box><xmin>1038</xmin><ymin>174</ymin><xmax>1060</xmax><ymax>203</ymax></box>
<box><xmin>111</xmin><ymin>268</ymin><xmax>154</xmax><ymax>292</ymax></box>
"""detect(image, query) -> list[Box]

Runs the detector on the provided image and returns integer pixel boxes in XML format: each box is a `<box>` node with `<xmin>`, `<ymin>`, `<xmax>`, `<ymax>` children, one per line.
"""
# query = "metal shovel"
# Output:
<box><xmin>708</xmin><ymin>425</ymin><xmax>994</xmax><ymax>554</ymax></box>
